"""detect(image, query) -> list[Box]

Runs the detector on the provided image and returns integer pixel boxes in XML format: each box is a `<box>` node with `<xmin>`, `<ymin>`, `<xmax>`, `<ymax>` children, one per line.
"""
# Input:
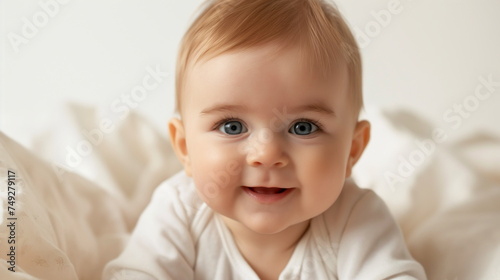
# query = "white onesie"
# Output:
<box><xmin>103</xmin><ymin>171</ymin><xmax>426</xmax><ymax>280</ymax></box>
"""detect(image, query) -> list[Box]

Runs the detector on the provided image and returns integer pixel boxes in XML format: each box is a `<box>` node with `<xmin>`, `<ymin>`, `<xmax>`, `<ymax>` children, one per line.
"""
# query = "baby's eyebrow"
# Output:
<box><xmin>200</xmin><ymin>104</ymin><xmax>246</xmax><ymax>115</ymax></box>
<box><xmin>291</xmin><ymin>104</ymin><xmax>336</xmax><ymax>117</ymax></box>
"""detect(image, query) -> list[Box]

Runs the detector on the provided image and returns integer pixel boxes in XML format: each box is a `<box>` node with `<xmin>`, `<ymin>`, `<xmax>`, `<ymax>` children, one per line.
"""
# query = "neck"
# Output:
<box><xmin>221</xmin><ymin>216</ymin><xmax>310</xmax><ymax>280</ymax></box>
<box><xmin>221</xmin><ymin>216</ymin><xmax>310</xmax><ymax>258</ymax></box>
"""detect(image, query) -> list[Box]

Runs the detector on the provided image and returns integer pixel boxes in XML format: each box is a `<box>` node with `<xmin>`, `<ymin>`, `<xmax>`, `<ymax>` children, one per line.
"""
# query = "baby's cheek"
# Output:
<box><xmin>191</xmin><ymin>146</ymin><xmax>242</xmax><ymax>197</ymax></box>
<box><xmin>296</xmin><ymin>146</ymin><xmax>335</xmax><ymax>170</ymax></box>
<box><xmin>296</xmin><ymin>147</ymin><xmax>345</xmax><ymax>186</ymax></box>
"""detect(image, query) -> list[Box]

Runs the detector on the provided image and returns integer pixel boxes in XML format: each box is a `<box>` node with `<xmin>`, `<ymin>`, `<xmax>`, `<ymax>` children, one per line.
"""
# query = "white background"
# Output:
<box><xmin>1</xmin><ymin>0</ymin><xmax>500</xmax><ymax>148</ymax></box>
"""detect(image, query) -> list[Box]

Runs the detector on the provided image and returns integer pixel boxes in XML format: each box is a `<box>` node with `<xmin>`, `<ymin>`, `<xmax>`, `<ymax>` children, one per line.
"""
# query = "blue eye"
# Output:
<box><xmin>289</xmin><ymin>121</ymin><xmax>318</xmax><ymax>135</ymax></box>
<box><xmin>219</xmin><ymin>121</ymin><xmax>247</xmax><ymax>135</ymax></box>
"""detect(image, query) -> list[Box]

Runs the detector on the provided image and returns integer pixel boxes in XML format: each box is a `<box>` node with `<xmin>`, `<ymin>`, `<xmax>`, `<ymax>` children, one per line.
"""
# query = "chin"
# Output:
<box><xmin>242</xmin><ymin>218</ymin><xmax>292</xmax><ymax>235</ymax></box>
<box><xmin>248</xmin><ymin>226</ymin><xmax>287</xmax><ymax>235</ymax></box>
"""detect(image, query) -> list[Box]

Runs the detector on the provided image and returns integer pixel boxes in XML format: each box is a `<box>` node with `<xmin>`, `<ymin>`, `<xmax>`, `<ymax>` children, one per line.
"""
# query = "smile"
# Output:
<box><xmin>242</xmin><ymin>186</ymin><xmax>294</xmax><ymax>203</ymax></box>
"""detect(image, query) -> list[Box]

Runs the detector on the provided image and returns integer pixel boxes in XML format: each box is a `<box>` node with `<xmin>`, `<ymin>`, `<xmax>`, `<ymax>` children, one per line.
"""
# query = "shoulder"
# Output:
<box><xmin>313</xmin><ymin>178</ymin><xmax>391</xmax><ymax>240</ymax></box>
<box><xmin>325</xmin><ymin>178</ymin><xmax>382</xmax><ymax>220</ymax></box>
<box><xmin>152</xmin><ymin>171</ymin><xmax>204</xmax><ymax>218</ymax></box>
<box><xmin>308</xmin><ymin>180</ymin><xmax>427</xmax><ymax>279</ymax></box>
<box><xmin>155</xmin><ymin>170</ymin><xmax>195</xmax><ymax>195</ymax></box>
<box><xmin>103</xmin><ymin>172</ymin><xmax>209</xmax><ymax>280</ymax></box>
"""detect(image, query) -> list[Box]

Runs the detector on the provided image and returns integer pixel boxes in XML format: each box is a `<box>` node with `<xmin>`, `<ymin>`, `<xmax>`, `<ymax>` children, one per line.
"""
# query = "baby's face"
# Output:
<box><xmin>171</xmin><ymin>43</ymin><xmax>368</xmax><ymax>235</ymax></box>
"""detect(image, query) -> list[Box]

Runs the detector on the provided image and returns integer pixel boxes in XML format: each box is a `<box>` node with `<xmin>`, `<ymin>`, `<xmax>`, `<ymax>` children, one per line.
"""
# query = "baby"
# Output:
<box><xmin>104</xmin><ymin>0</ymin><xmax>426</xmax><ymax>279</ymax></box>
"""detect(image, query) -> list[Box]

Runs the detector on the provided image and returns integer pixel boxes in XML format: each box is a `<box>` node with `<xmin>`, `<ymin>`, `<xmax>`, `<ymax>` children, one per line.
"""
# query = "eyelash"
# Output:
<box><xmin>211</xmin><ymin>115</ymin><xmax>243</xmax><ymax>131</ymax></box>
<box><xmin>212</xmin><ymin>116</ymin><xmax>323</xmax><ymax>132</ymax></box>
<box><xmin>292</xmin><ymin>118</ymin><xmax>323</xmax><ymax>132</ymax></box>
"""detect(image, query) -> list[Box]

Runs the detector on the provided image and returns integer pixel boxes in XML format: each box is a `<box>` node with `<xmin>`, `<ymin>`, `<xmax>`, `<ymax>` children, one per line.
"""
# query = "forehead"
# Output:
<box><xmin>182</xmin><ymin>43</ymin><xmax>349</xmax><ymax>117</ymax></box>
<box><xmin>193</xmin><ymin>43</ymin><xmax>345</xmax><ymax>85</ymax></box>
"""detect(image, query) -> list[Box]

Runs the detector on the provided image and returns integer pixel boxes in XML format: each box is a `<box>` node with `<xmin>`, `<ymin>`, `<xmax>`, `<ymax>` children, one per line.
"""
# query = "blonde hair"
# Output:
<box><xmin>175</xmin><ymin>0</ymin><xmax>362</xmax><ymax>117</ymax></box>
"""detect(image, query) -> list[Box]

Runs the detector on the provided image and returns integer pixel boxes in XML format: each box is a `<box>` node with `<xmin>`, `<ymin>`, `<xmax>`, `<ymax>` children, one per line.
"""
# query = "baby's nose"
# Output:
<box><xmin>244</xmin><ymin>131</ymin><xmax>289</xmax><ymax>168</ymax></box>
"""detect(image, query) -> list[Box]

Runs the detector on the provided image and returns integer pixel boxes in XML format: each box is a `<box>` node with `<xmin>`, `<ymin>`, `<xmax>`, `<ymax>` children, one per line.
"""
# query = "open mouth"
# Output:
<box><xmin>247</xmin><ymin>187</ymin><xmax>288</xmax><ymax>194</ymax></box>
<box><xmin>243</xmin><ymin>186</ymin><xmax>293</xmax><ymax>203</ymax></box>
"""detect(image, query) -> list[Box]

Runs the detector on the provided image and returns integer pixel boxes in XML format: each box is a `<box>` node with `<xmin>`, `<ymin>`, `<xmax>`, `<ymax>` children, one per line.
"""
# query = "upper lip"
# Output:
<box><xmin>244</xmin><ymin>186</ymin><xmax>291</xmax><ymax>189</ymax></box>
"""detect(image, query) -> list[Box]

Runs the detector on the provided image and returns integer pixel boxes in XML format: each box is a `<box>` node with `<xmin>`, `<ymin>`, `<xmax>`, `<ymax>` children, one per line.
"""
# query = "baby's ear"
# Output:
<box><xmin>345</xmin><ymin>120</ymin><xmax>370</xmax><ymax>178</ymax></box>
<box><xmin>168</xmin><ymin>118</ymin><xmax>192</xmax><ymax>176</ymax></box>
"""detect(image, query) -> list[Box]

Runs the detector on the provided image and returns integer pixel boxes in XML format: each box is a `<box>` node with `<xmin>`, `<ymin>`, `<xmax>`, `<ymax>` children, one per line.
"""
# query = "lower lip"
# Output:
<box><xmin>242</xmin><ymin>187</ymin><xmax>294</xmax><ymax>204</ymax></box>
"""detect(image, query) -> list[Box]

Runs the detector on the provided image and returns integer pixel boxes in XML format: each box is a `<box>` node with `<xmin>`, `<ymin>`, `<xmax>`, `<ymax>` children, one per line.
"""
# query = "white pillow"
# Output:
<box><xmin>0</xmin><ymin>132</ymin><xmax>127</xmax><ymax>279</ymax></box>
<box><xmin>0</xmin><ymin>105</ymin><xmax>182</xmax><ymax>279</ymax></box>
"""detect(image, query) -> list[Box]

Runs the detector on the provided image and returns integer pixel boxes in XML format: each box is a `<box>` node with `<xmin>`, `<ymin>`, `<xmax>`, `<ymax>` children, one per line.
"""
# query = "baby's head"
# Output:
<box><xmin>175</xmin><ymin>0</ymin><xmax>363</xmax><ymax>119</ymax></box>
<box><xmin>169</xmin><ymin>0</ymin><xmax>370</xmax><ymax>234</ymax></box>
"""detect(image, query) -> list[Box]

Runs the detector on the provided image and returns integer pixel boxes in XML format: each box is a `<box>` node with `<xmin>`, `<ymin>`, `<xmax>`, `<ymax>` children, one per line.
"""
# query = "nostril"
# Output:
<box><xmin>274</xmin><ymin>161</ymin><xmax>284</xmax><ymax>167</ymax></box>
<box><xmin>248</xmin><ymin>159</ymin><xmax>288</xmax><ymax>168</ymax></box>
<box><xmin>250</xmin><ymin>161</ymin><xmax>262</xmax><ymax>167</ymax></box>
